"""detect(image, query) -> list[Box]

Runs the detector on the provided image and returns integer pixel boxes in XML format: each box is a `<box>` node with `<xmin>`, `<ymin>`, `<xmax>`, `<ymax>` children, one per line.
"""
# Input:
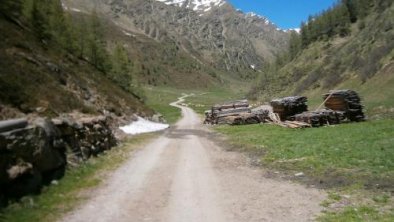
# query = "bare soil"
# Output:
<box><xmin>60</xmin><ymin>96</ymin><xmax>326</xmax><ymax>222</ymax></box>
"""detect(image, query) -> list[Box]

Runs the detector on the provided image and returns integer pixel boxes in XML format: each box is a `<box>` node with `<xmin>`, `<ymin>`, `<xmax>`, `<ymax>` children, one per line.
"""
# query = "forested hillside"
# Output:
<box><xmin>0</xmin><ymin>0</ymin><xmax>151</xmax><ymax>118</ymax></box>
<box><xmin>250</xmin><ymin>0</ymin><xmax>394</xmax><ymax>118</ymax></box>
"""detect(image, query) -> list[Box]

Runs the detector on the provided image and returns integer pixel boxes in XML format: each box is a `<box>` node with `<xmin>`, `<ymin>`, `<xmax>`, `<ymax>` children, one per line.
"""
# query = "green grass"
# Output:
<box><xmin>144</xmin><ymin>87</ymin><xmax>184</xmax><ymax>124</ymax></box>
<box><xmin>216</xmin><ymin>120</ymin><xmax>394</xmax><ymax>181</ymax></box>
<box><xmin>215</xmin><ymin>120</ymin><xmax>394</xmax><ymax>221</ymax></box>
<box><xmin>319</xmin><ymin>206</ymin><xmax>394</xmax><ymax>222</ymax></box>
<box><xmin>0</xmin><ymin>134</ymin><xmax>154</xmax><ymax>222</ymax></box>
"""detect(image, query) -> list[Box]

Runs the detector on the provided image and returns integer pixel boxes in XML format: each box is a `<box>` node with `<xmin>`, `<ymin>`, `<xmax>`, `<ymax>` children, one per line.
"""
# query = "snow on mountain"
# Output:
<box><xmin>245</xmin><ymin>12</ymin><xmax>272</xmax><ymax>25</ymax></box>
<box><xmin>245</xmin><ymin>12</ymin><xmax>300</xmax><ymax>33</ymax></box>
<box><xmin>155</xmin><ymin>0</ymin><xmax>226</xmax><ymax>13</ymax></box>
<box><xmin>285</xmin><ymin>28</ymin><xmax>301</xmax><ymax>33</ymax></box>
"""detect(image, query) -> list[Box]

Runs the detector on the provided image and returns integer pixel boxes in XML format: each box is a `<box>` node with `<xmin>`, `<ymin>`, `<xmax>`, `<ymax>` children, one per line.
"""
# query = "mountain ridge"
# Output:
<box><xmin>155</xmin><ymin>0</ymin><xmax>226</xmax><ymax>13</ymax></box>
<box><xmin>63</xmin><ymin>0</ymin><xmax>289</xmax><ymax>75</ymax></box>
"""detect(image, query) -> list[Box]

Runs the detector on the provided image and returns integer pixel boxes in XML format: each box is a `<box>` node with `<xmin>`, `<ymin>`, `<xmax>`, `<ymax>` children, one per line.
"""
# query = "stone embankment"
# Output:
<box><xmin>0</xmin><ymin>114</ymin><xmax>117</xmax><ymax>207</ymax></box>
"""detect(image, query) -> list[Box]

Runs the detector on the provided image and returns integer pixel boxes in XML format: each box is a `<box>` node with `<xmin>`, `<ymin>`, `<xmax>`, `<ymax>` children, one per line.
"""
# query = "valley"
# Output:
<box><xmin>0</xmin><ymin>0</ymin><xmax>393</xmax><ymax>221</ymax></box>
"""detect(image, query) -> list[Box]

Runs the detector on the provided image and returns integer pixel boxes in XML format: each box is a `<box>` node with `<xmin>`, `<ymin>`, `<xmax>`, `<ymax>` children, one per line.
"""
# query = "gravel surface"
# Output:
<box><xmin>60</xmin><ymin>95</ymin><xmax>326</xmax><ymax>222</ymax></box>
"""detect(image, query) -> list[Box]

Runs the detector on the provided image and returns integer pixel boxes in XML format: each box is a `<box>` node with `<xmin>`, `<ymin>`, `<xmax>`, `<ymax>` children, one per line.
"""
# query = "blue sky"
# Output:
<box><xmin>228</xmin><ymin>0</ymin><xmax>338</xmax><ymax>29</ymax></box>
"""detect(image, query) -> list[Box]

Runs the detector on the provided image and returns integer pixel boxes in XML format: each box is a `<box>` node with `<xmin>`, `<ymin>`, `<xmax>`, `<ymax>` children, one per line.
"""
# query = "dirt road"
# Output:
<box><xmin>61</xmin><ymin>95</ymin><xmax>325</xmax><ymax>222</ymax></box>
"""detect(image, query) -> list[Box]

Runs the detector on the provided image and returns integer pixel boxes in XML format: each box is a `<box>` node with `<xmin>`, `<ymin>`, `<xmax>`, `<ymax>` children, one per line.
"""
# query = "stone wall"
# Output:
<box><xmin>0</xmin><ymin>115</ymin><xmax>117</xmax><ymax>207</ymax></box>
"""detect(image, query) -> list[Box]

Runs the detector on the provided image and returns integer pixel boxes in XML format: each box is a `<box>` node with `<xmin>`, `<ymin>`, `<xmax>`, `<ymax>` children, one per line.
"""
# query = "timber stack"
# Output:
<box><xmin>270</xmin><ymin>96</ymin><xmax>308</xmax><ymax>120</ymax></box>
<box><xmin>205</xmin><ymin>100</ymin><xmax>252</xmax><ymax>125</ymax></box>
<box><xmin>217</xmin><ymin>113</ymin><xmax>260</xmax><ymax>125</ymax></box>
<box><xmin>251</xmin><ymin>106</ymin><xmax>271</xmax><ymax>123</ymax></box>
<box><xmin>294</xmin><ymin>109</ymin><xmax>345</xmax><ymax>127</ymax></box>
<box><xmin>323</xmin><ymin>90</ymin><xmax>365</xmax><ymax>121</ymax></box>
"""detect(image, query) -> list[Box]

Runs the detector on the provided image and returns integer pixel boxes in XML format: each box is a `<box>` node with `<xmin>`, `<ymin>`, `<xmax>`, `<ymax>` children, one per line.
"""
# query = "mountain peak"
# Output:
<box><xmin>155</xmin><ymin>0</ymin><xmax>226</xmax><ymax>13</ymax></box>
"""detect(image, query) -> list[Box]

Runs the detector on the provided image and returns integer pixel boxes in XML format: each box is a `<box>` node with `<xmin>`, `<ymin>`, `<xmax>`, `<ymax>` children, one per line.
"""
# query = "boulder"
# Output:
<box><xmin>32</xmin><ymin>118</ymin><xmax>66</xmax><ymax>173</ymax></box>
<box><xmin>0</xmin><ymin>118</ymin><xmax>66</xmax><ymax>201</ymax></box>
<box><xmin>53</xmin><ymin>117</ymin><xmax>84</xmax><ymax>164</ymax></box>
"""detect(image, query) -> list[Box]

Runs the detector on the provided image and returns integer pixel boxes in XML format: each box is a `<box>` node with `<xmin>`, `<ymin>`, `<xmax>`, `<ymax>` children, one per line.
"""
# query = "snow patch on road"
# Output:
<box><xmin>120</xmin><ymin>117</ymin><xmax>169</xmax><ymax>135</ymax></box>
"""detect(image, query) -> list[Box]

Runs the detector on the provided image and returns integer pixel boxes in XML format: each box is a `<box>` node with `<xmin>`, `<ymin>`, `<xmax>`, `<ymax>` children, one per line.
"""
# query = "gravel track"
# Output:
<box><xmin>60</xmin><ymin>95</ymin><xmax>325</xmax><ymax>222</ymax></box>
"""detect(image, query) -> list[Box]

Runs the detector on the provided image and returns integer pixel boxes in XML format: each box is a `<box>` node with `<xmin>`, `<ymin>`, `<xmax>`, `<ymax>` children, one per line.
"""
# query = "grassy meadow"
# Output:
<box><xmin>144</xmin><ymin>87</ymin><xmax>185</xmax><ymax>124</ymax></box>
<box><xmin>215</xmin><ymin>121</ymin><xmax>394</xmax><ymax>186</ymax></box>
<box><xmin>214</xmin><ymin>119</ymin><xmax>394</xmax><ymax>221</ymax></box>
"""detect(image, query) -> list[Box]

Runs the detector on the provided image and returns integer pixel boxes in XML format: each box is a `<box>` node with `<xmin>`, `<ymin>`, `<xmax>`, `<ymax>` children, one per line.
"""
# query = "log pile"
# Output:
<box><xmin>203</xmin><ymin>89</ymin><xmax>364</xmax><ymax>127</ymax></box>
<box><xmin>251</xmin><ymin>106</ymin><xmax>271</xmax><ymax>123</ymax></box>
<box><xmin>215</xmin><ymin>107</ymin><xmax>251</xmax><ymax>118</ymax></box>
<box><xmin>267</xmin><ymin>112</ymin><xmax>311</xmax><ymax>128</ymax></box>
<box><xmin>294</xmin><ymin>109</ymin><xmax>345</xmax><ymax>127</ymax></box>
<box><xmin>270</xmin><ymin>96</ymin><xmax>308</xmax><ymax>120</ymax></box>
<box><xmin>323</xmin><ymin>90</ymin><xmax>365</xmax><ymax>121</ymax></box>
<box><xmin>218</xmin><ymin>113</ymin><xmax>260</xmax><ymax>125</ymax></box>
<box><xmin>204</xmin><ymin>100</ymin><xmax>252</xmax><ymax>125</ymax></box>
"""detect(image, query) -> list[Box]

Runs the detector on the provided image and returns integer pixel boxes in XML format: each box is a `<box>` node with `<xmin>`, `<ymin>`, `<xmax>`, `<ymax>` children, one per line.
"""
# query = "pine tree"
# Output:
<box><xmin>87</xmin><ymin>9</ymin><xmax>110</xmax><ymax>72</ymax></box>
<box><xmin>300</xmin><ymin>22</ymin><xmax>310</xmax><ymax>48</ymax></box>
<box><xmin>31</xmin><ymin>0</ymin><xmax>50</xmax><ymax>40</ymax></box>
<box><xmin>334</xmin><ymin>4</ymin><xmax>351</xmax><ymax>37</ymax></box>
<box><xmin>343</xmin><ymin>0</ymin><xmax>358</xmax><ymax>22</ymax></box>
<box><xmin>288</xmin><ymin>32</ymin><xmax>301</xmax><ymax>60</ymax></box>
<box><xmin>355</xmin><ymin>0</ymin><xmax>371</xmax><ymax>19</ymax></box>
<box><xmin>324</xmin><ymin>10</ymin><xmax>335</xmax><ymax>38</ymax></box>
<box><xmin>22</xmin><ymin>0</ymin><xmax>34</xmax><ymax>20</ymax></box>
<box><xmin>110</xmin><ymin>43</ymin><xmax>133</xmax><ymax>90</ymax></box>
<box><xmin>47</xmin><ymin>0</ymin><xmax>68</xmax><ymax>47</ymax></box>
<box><xmin>0</xmin><ymin>0</ymin><xmax>23</xmax><ymax>18</ymax></box>
<box><xmin>60</xmin><ymin>12</ymin><xmax>77</xmax><ymax>53</ymax></box>
<box><xmin>73</xmin><ymin>17</ymin><xmax>88</xmax><ymax>59</ymax></box>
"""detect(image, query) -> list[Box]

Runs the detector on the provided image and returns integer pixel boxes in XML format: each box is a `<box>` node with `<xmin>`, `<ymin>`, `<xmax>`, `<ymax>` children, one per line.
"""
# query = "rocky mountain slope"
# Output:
<box><xmin>63</xmin><ymin>0</ymin><xmax>289</xmax><ymax>75</ymax></box>
<box><xmin>155</xmin><ymin>0</ymin><xmax>226</xmax><ymax>12</ymax></box>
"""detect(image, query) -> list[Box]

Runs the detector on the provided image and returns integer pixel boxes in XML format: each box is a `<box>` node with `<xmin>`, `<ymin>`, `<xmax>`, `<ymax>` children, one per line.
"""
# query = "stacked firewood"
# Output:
<box><xmin>268</xmin><ymin>112</ymin><xmax>311</xmax><ymax>128</ymax></box>
<box><xmin>251</xmin><ymin>106</ymin><xmax>271</xmax><ymax>123</ymax></box>
<box><xmin>204</xmin><ymin>90</ymin><xmax>365</xmax><ymax>127</ymax></box>
<box><xmin>218</xmin><ymin>113</ymin><xmax>260</xmax><ymax>125</ymax></box>
<box><xmin>294</xmin><ymin>109</ymin><xmax>345</xmax><ymax>127</ymax></box>
<box><xmin>270</xmin><ymin>96</ymin><xmax>308</xmax><ymax>120</ymax></box>
<box><xmin>204</xmin><ymin>100</ymin><xmax>252</xmax><ymax>124</ymax></box>
<box><xmin>323</xmin><ymin>90</ymin><xmax>365</xmax><ymax>121</ymax></box>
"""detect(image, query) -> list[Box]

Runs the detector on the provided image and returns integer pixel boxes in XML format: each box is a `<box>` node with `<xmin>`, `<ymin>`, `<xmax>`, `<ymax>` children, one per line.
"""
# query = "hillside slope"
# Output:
<box><xmin>250</xmin><ymin>1</ymin><xmax>394</xmax><ymax>118</ymax></box>
<box><xmin>0</xmin><ymin>3</ymin><xmax>152</xmax><ymax>119</ymax></box>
